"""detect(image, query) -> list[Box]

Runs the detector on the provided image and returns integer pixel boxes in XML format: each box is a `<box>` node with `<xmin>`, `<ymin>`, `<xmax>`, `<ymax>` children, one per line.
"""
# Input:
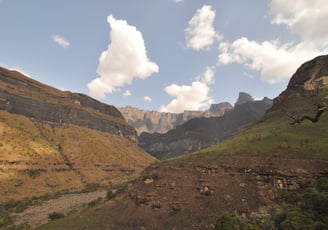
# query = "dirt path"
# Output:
<box><xmin>13</xmin><ymin>190</ymin><xmax>107</xmax><ymax>228</ymax></box>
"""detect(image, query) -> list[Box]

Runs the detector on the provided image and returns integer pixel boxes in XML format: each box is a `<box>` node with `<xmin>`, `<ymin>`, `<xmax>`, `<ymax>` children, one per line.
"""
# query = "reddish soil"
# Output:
<box><xmin>89</xmin><ymin>154</ymin><xmax>328</xmax><ymax>230</ymax></box>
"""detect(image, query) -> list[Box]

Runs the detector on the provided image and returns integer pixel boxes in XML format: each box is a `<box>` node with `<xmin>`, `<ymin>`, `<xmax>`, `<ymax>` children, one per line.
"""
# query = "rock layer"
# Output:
<box><xmin>119</xmin><ymin>103</ymin><xmax>233</xmax><ymax>134</ymax></box>
<box><xmin>0</xmin><ymin>67</ymin><xmax>137</xmax><ymax>142</ymax></box>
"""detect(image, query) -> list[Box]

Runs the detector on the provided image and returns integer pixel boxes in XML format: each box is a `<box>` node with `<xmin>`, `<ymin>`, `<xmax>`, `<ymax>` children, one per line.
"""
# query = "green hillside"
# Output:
<box><xmin>192</xmin><ymin>87</ymin><xmax>328</xmax><ymax>159</ymax></box>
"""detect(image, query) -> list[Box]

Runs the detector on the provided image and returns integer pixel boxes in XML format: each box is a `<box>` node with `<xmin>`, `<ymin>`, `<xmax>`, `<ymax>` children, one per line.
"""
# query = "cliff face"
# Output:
<box><xmin>274</xmin><ymin>55</ymin><xmax>328</xmax><ymax>106</ymax></box>
<box><xmin>139</xmin><ymin>97</ymin><xmax>273</xmax><ymax>159</ymax></box>
<box><xmin>0</xmin><ymin>67</ymin><xmax>137</xmax><ymax>142</ymax></box>
<box><xmin>0</xmin><ymin>67</ymin><xmax>157</xmax><ymax>202</ymax></box>
<box><xmin>119</xmin><ymin>102</ymin><xmax>233</xmax><ymax>134</ymax></box>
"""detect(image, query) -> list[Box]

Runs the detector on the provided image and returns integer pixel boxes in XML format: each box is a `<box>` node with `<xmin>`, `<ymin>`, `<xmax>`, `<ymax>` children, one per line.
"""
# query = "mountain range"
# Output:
<box><xmin>119</xmin><ymin>102</ymin><xmax>233</xmax><ymax>135</ymax></box>
<box><xmin>139</xmin><ymin>93</ymin><xmax>272</xmax><ymax>159</ymax></box>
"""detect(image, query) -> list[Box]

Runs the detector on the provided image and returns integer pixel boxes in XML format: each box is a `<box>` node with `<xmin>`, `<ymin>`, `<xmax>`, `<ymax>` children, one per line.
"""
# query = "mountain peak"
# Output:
<box><xmin>234</xmin><ymin>92</ymin><xmax>254</xmax><ymax>106</ymax></box>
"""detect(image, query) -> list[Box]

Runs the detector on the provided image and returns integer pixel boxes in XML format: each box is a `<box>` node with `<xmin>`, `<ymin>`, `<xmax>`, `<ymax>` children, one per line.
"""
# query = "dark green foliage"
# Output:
<box><xmin>106</xmin><ymin>182</ymin><xmax>129</xmax><ymax>200</ymax></box>
<box><xmin>48</xmin><ymin>212</ymin><xmax>65</xmax><ymax>220</ymax></box>
<box><xmin>279</xmin><ymin>191</ymin><xmax>300</xmax><ymax>204</ymax></box>
<box><xmin>81</xmin><ymin>183</ymin><xmax>101</xmax><ymax>193</ymax></box>
<box><xmin>106</xmin><ymin>190</ymin><xmax>116</xmax><ymax>200</ymax></box>
<box><xmin>215</xmin><ymin>212</ymin><xmax>258</xmax><ymax>230</ymax></box>
<box><xmin>316</xmin><ymin>177</ymin><xmax>328</xmax><ymax>192</ymax></box>
<box><xmin>88</xmin><ymin>197</ymin><xmax>103</xmax><ymax>207</ymax></box>
<box><xmin>301</xmin><ymin>190</ymin><xmax>328</xmax><ymax>215</ymax></box>
<box><xmin>27</xmin><ymin>169</ymin><xmax>40</xmax><ymax>178</ymax></box>
<box><xmin>278</xmin><ymin>207</ymin><xmax>317</xmax><ymax>230</ymax></box>
<box><xmin>274</xmin><ymin>188</ymin><xmax>328</xmax><ymax>230</ymax></box>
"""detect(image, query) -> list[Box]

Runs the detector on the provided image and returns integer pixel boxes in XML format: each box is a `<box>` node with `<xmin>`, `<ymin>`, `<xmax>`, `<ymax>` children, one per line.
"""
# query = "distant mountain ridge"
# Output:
<box><xmin>139</xmin><ymin>93</ymin><xmax>273</xmax><ymax>159</ymax></box>
<box><xmin>119</xmin><ymin>102</ymin><xmax>233</xmax><ymax>134</ymax></box>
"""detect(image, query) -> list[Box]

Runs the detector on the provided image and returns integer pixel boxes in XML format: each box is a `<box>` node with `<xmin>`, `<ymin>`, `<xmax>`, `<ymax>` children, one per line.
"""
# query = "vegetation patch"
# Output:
<box><xmin>48</xmin><ymin>212</ymin><xmax>65</xmax><ymax>220</ymax></box>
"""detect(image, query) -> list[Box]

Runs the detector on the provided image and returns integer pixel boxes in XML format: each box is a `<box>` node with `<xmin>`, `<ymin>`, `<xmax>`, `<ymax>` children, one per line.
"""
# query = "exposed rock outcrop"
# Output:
<box><xmin>119</xmin><ymin>103</ymin><xmax>233</xmax><ymax>134</ymax></box>
<box><xmin>274</xmin><ymin>55</ymin><xmax>328</xmax><ymax>105</ymax></box>
<box><xmin>0</xmin><ymin>67</ymin><xmax>137</xmax><ymax>142</ymax></box>
<box><xmin>139</xmin><ymin>97</ymin><xmax>273</xmax><ymax>159</ymax></box>
<box><xmin>234</xmin><ymin>92</ymin><xmax>254</xmax><ymax>106</ymax></box>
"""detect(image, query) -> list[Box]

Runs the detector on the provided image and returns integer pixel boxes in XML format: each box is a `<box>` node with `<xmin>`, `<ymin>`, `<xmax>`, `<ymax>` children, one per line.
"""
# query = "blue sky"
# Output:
<box><xmin>0</xmin><ymin>0</ymin><xmax>327</xmax><ymax>112</ymax></box>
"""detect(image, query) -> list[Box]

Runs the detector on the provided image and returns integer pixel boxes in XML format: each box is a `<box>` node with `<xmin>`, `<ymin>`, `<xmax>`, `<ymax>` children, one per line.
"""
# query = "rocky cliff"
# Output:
<box><xmin>274</xmin><ymin>55</ymin><xmax>328</xmax><ymax>105</ymax></box>
<box><xmin>0</xmin><ymin>67</ymin><xmax>157</xmax><ymax>203</ymax></box>
<box><xmin>139</xmin><ymin>95</ymin><xmax>273</xmax><ymax>159</ymax></box>
<box><xmin>119</xmin><ymin>102</ymin><xmax>232</xmax><ymax>134</ymax></box>
<box><xmin>0</xmin><ymin>67</ymin><xmax>137</xmax><ymax>142</ymax></box>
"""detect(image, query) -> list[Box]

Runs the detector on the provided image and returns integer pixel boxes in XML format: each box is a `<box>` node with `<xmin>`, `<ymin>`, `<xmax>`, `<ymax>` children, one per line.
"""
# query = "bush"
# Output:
<box><xmin>277</xmin><ymin>207</ymin><xmax>317</xmax><ymax>230</ymax></box>
<box><xmin>106</xmin><ymin>190</ymin><xmax>116</xmax><ymax>200</ymax></box>
<box><xmin>317</xmin><ymin>177</ymin><xmax>328</xmax><ymax>192</ymax></box>
<box><xmin>215</xmin><ymin>212</ymin><xmax>258</xmax><ymax>230</ymax></box>
<box><xmin>82</xmin><ymin>183</ymin><xmax>101</xmax><ymax>193</ymax></box>
<box><xmin>301</xmin><ymin>190</ymin><xmax>328</xmax><ymax>215</ymax></box>
<box><xmin>48</xmin><ymin>212</ymin><xmax>65</xmax><ymax>220</ymax></box>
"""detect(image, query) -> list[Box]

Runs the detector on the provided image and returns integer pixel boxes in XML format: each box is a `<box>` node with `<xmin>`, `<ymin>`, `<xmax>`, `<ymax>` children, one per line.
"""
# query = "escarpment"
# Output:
<box><xmin>0</xmin><ymin>67</ymin><xmax>137</xmax><ymax>142</ymax></box>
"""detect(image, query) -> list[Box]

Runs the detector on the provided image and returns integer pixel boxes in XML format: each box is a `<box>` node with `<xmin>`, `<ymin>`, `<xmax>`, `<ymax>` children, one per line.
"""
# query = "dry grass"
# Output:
<box><xmin>0</xmin><ymin>110</ymin><xmax>157</xmax><ymax>203</ymax></box>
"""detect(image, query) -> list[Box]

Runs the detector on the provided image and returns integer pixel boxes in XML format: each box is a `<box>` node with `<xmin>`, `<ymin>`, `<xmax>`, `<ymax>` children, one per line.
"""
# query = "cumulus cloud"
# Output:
<box><xmin>270</xmin><ymin>0</ymin><xmax>328</xmax><ymax>45</ymax></box>
<box><xmin>53</xmin><ymin>35</ymin><xmax>70</xmax><ymax>48</ymax></box>
<box><xmin>123</xmin><ymin>90</ymin><xmax>131</xmax><ymax>97</ymax></box>
<box><xmin>160</xmin><ymin>67</ymin><xmax>215</xmax><ymax>113</ymax></box>
<box><xmin>218</xmin><ymin>0</ymin><xmax>328</xmax><ymax>84</ymax></box>
<box><xmin>88</xmin><ymin>15</ymin><xmax>159</xmax><ymax>99</ymax></box>
<box><xmin>185</xmin><ymin>5</ymin><xmax>220</xmax><ymax>51</ymax></box>
<box><xmin>144</xmin><ymin>96</ymin><xmax>152</xmax><ymax>102</ymax></box>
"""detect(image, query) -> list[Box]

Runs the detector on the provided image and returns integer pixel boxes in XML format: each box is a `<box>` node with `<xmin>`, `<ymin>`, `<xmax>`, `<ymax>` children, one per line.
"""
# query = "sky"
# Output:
<box><xmin>0</xmin><ymin>0</ymin><xmax>328</xmax><ymax>113</ymax></box>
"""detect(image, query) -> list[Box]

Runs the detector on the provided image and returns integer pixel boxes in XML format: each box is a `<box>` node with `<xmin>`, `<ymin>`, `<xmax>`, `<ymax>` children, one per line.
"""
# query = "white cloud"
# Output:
<box><xmin>160</xmin><ymin>67</ymin><xmax>215</xmax><ymax>113</ymax></box>
<box><xmin>195</xmin><ymin>66</ymin><xmax>215</xmax><ymax>85</ymax></box>
<box><xmin>185</xmin><ymin>5</ymin><xmax>220</xmax><ymax>51</ymax></box>
<box><xmin>53</xmin><ymin>35</ymin><xmax>70</xmax><ymax>48</ymax></box>
<box><xmin>173</xmin><ymin>0</ymin><xmax>183</xmax><ymax>3</ymax></box>
<box><xmin>88</xmin><ymin>15</ymin><xmax>159</xmax><ymax>99</ymax></box>
<box><xmin>270</xmin><ymin>0</ymin><xmax>328</xmax><ymax>45</ymax></box>
<box><xmin>123</xmin><ymin>90</ymin><xmax>131</xmax><ymax>97</ymax></box>
<box><xmin>243</xmin><ymin>71</ymin><xmax>254</xmax><ymax>79</ymax></box>
<box><xmin>218</xmin><ymin>0</ymin><xmax>328</xmax><ymax>84</ymax></box>
<box><xmin>144</xmin><ymin>96</ymin><xmax>152</xmax><ymax>102</ymax></box>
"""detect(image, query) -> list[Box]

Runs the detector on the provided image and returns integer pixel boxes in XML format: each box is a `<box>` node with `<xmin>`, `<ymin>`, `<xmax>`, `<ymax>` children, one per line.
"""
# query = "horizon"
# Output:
<box><xmin>0</xmin><ymin>0</ymin><xmax>327</xmax><ymax>112</ymax></box>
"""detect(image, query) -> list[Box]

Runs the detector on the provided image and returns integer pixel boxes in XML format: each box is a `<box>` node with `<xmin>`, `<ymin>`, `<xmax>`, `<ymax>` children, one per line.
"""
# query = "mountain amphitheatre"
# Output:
<box><xmin>1</xmin><ymin>55</ymin><xmax>328</xmax><ymax>229</ymax></box>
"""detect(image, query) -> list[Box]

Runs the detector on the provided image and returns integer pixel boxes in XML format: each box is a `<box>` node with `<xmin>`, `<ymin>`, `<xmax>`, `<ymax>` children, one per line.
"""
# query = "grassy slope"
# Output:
<box><xmin>190</xmin><ymin>88</ymin><xmax>328</xmax><ymax>159</ymax></box>
<box><xmin>0</xmin><ymin>110</ymin><xmax>157</xmax><ymax>203</ymax></box>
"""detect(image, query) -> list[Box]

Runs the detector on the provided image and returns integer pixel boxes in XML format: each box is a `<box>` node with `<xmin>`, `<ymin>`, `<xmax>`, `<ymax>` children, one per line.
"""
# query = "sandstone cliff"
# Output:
<box><xmin>119</xmin><ymin>102</ymin><xmax>232</xmax><ymax>134</ymax></box>
<box><xmin>0</xmin><ymin>67</ymin><xmax>137</xmax><ymax>142</ymax></box>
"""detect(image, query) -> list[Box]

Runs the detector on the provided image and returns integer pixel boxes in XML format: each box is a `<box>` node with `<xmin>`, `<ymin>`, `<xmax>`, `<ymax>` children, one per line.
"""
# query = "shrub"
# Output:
<box><xmin>82</xmin><ymin>183</ymin><xmax>101</xmax><ymax>193</ymax></box>
<box><xmin>316</xmin><ymin>177</ymin><xmax>328</xmax><ymax>192</ymax></box>
<box><xmin>278</xmin><ymin>207</ymin><xmax>316</xmax><ymax>230</ymax></box>
<box><xmin>215</xmin><ymin>212</ymin><xmax>258</xmax><ymax>230</ymax></box>
<box><xmin>106</xmin><ymin>190</ymin><xmax>116</xmax><ymax>200</ymax></box>
<box><xmin>48</xmin><ymin>212</ymin><xmax>65</xmax><ymax>220</ymax></box>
